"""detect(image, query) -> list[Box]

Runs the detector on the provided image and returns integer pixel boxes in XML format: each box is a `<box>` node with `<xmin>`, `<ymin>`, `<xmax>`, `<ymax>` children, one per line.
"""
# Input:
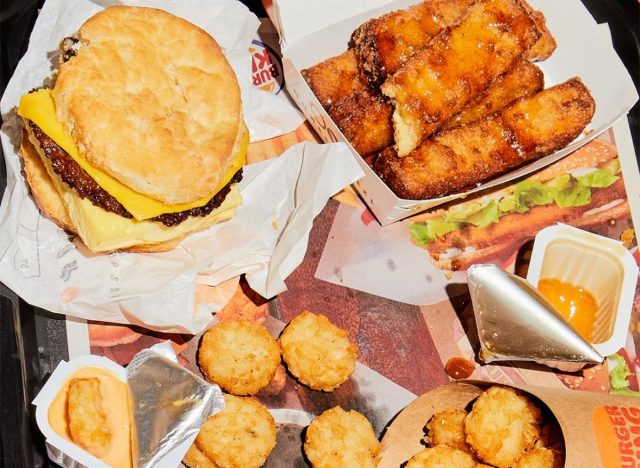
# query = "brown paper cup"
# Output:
<box><xmin>380</xmin><ymin>380</ymin><xmax>640</xmax><ymax>468</ymax></box>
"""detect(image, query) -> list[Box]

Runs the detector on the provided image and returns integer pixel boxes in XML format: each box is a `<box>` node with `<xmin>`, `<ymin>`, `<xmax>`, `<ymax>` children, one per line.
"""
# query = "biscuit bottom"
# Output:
<box><xmin>21</xmin><ymin>130</ymin><xmax>242</xmax><ymax>253</ymax></box>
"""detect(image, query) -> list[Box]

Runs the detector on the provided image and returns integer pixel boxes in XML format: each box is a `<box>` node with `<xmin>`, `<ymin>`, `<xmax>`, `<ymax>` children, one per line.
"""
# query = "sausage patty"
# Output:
<box><xmin>28</xmin><ymin>121</ymin><xmax>242</xmax><ymax>227</ymax></box>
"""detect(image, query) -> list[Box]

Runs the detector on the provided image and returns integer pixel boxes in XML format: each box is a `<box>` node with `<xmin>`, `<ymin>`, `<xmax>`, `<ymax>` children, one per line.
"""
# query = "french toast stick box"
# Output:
<box><xmin>272</xmin><ymin>0</ymin><xmax>637</xmax><ymax>225</ymax></box>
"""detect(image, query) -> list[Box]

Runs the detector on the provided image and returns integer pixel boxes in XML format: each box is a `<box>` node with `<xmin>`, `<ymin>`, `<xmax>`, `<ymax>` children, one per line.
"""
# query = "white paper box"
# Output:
<box><xmin>277</xmin><ymin>0</ymin><xmax>639</xmax><ymax>225</ymax></box>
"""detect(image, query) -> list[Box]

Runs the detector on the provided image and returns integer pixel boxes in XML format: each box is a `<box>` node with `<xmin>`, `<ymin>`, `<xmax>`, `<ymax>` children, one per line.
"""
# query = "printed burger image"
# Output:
<box><xmin>408</xmin><ymin>139</ymin><xmax>628</xmax><ymax>271</ymax></box>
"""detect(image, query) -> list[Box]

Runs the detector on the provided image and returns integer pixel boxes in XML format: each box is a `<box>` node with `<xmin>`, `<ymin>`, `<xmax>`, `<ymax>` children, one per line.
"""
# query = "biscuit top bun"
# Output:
<box><xmin>52</xmin><ymin>6</ymin><xmax>242</xmax><ymax>205</ymax></box>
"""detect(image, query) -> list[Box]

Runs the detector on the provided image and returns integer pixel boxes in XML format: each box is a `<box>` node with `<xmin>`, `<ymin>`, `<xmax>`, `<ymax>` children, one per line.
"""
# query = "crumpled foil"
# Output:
<box><xmin>126</xmin><ymin>343</ymin><xmax>224</xmax><ymax>467</ymax></box>
<box><xmin>467</xmin><ymin>264</ymin><xmax>603</xmax><ymax>368</ymax></box>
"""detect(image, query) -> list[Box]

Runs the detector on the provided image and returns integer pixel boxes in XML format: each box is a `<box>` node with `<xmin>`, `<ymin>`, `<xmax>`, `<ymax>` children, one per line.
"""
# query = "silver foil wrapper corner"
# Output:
<box><xmin>126</xmin><ymin>345</ymin><xmax>224</xmax><ymax>468</ymax></box>
<box><xmin>467</xmin><ymin>264</ymin><xmax>603</xmax><ymax>369</ymax></box>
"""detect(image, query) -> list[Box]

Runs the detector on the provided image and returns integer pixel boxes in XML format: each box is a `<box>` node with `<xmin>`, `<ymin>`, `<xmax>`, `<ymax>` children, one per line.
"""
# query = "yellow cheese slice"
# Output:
<box><xmin>17</xmin><ymin>89</ymin><xmax>247</xmax><ymax>221</ymax></box>
<box><xmin>64</xmin><ymin>183</ymin><xmax>241</xmax><ymax>253</ymax></box>
<box><xmin>26</xmin><ymin>123</ymin><xmax>242</xmax><ymax>252</ymax></box>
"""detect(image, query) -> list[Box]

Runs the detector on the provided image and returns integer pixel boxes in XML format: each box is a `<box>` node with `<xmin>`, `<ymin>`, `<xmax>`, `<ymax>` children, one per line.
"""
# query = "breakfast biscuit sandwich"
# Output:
<box><xmin>17</xmin><ymin>6</ymin><xmax>248</xmax><ymax>253</ymax></box>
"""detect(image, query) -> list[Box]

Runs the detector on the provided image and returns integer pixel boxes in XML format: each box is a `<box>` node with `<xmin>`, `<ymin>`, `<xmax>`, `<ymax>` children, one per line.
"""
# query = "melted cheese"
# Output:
<box><xmin>65</xmin><ymin>185</ymin><xmax>241</xmax><ymax>252</ymax></box>
<box><xmin>48</xmin><ymin>366</ymin><xmax>132</xmax><ymax>468</ymax></box>
<box><xmin>17</xmin><ymin>89</ymin><xmax>247</xmax><ymax>221</ymax></box>
<box><xmin>28</xmin><ymin>127</ymin><xmax>241</xmax><ymax>252</ymax></box>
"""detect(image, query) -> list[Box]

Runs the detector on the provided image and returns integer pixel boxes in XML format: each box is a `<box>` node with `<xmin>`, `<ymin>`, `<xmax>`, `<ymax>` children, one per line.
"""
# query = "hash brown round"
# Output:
<box><xmin>279</xmin><ymin>311</ymin><xmax>357</xmax><ymax>391</ymax></box>
<box><xmin>182</xmin><ymin>443</ymin><xmax>217</xmax><ymax>468</ymax></box>
<box><xmin>198</xmin><ymin>320</ymin><xmax>280</xmax><ymax>395</ymax></box>
<box><xmin>464</xmin><ymin>386</ymin><xmax>542</xmax><ymax>468</ymax></box>
<box><xmin>304</xmin><ymin>406</ymin><xmax>380</xmax><ymax>468</ymax></box>
<box><xmin>406</xmin><ymin>445</ymin><xmax>476</xmax><ymax>468</ymax></box>
<box><xmin>514</xmin><ymin>447</ymin><xmax>562</xmax><ymax>468</ymax></box>
<box><xmin>195</xmin><ymin>394</ymin><xmax>276</xmax><ymax>468</ymax></box>
<box><xmin>424</xmin><ymin>409</ymin><xmax>470</xmax><ymax>453</ymax></box>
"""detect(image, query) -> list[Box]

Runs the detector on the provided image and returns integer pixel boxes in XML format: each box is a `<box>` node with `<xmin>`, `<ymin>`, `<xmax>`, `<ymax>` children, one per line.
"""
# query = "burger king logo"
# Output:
<box><xmin>594</xmin><ymin>405</ymin><xmax>640</xmax><ymax>467</ymax></box>
<box><xmin>249</xmin><ymin>39</ymin><xmax>284</xmax><ymax>95</ymax></box>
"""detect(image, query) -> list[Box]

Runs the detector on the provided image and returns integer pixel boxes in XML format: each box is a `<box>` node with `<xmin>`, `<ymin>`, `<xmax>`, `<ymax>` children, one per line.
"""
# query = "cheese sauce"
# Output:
<box><xmin>48</xmin><ymin>366</ymin><xmax>132</xmax><ymax>468</ymax></box>
<box><xmin>538</xmin><ymin>278</ymin><xmax>597</xmax><ymax>341</ymax></box>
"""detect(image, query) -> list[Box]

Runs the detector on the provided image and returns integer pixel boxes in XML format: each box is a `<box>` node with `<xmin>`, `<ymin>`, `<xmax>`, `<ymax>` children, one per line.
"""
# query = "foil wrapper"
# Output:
<box><xmin>126</xmin><ymin>343</ymin><xmax>224</xmax><ymax>468</ymax></box>
<box><xmin>467</xmin><ymin>264</ymin><xmax>603</xmax><ymax>369</ymax></box>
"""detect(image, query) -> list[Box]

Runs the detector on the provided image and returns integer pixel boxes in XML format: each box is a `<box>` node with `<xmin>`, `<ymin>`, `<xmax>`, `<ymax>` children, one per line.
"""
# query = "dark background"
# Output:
<box><xmin>0</xmin><ymin>0</ymin><xmax>638</xmax><ymax>466</ymax></box>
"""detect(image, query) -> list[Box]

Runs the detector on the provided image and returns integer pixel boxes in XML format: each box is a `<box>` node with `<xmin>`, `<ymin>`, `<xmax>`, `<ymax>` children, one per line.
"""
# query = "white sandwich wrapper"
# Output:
<box><xmin>275</xmin><ymin>0</ymin><xmax>639</xmax><ymax>225</ymax></box>
<box><xmin>32</xmin><ymin>349</ymin><xmax>205</xmax><ymax>468</ymax></box>
<box><xmin>527</xmin><ymin>224</ymin><xmax>640</xmax><ymax>358</ymax></box>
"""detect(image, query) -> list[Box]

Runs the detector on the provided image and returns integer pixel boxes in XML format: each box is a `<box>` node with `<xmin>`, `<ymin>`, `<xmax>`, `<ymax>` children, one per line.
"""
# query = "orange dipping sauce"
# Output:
<box><xmin>537</xmin><ymin>278</ymin><xmax>597</xmax><ymax>341</ymax></box>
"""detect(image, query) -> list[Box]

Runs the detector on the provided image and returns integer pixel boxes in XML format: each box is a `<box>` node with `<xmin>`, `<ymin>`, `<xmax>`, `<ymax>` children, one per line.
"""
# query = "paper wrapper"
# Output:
<box><xmin>380</xmin><ymin>380</ymin><xmax>640</xmax><ymax>468</ymax></box>
<box><xmin>0</xmin><ymin>138</ymin><xmax>361</xmax><ymax>332</ymax></box>
<box><xmin>0</xmin><ymin>0</ymin><xmax>363</xmax><ymax>333</ymax></box>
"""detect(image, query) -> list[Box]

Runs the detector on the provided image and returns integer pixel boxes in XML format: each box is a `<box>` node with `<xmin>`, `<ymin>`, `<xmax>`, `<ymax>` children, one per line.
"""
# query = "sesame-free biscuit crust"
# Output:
<box><xmin>53</xmin><ymin>6</ymin><xmax>243</xmax><ymax>204</ymax></box>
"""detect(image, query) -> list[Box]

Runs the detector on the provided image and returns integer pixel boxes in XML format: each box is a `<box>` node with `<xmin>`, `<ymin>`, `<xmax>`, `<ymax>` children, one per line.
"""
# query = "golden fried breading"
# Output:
<box><xmin>440</xmin><ymin>61</ymin><xmax>544</xmax><ymax>131</ymax></box>
<box><xmin>406</xmin><ymin>445</ymin><xmax>476</xmax><ymax>468</ymax></box>
<box><xmin>183</xmin><ymin>443</ymin><xmax>218</xmax><ymax>468</ymax></box>
<box><xmin>304</xmin><ymin>406</ymin><xmax>380</xmax><ymax>468</ymax></box>
<box><xmin>464</xmin><ymin>386</ymin><xmax>542</xmax><ymax>468</ymax></box>
<box><xmin>381</xmin><ymin>0</ymin><xmax>540</xmax><ymax>156</ymax></box>
<box><xmin>374</xmin><ymin>78</ymin><xmax>595</xmax><ymax>200</ymax></box>
<box><xmin>328</xmin><ymin>61</ymin><xmax>542</xmax><ymax>157</ymax></box>
<box><xmin>424</xmin><ymin>409</ymin><xmax>471</xmax><ymax>453</ymax></box>
<box><xmin>522</xmin><ymin>3</ymin><xmax>557</xmax><ymax>61</ymax></box>
<box><xmin>351</xmin><ymin>0</ymin><xmax>475</xmax><ymax>87</ymax></box>
<box><xmin>198</xmin><ymin>320</ymin><xmax>280</xmax><ymax>395</ymax></box>
<box><xmin>67</xmin><ymin>377</ymin><xmax>112</xmax><ymax>458</ymax></box>
<box><xmin>514</xmin><ymin>447</ymin><xmax>563</xmax><ymax>468</ymax></box>
<box><xmin>302</xmin><ymin>50</ymin><xmax>367</xmax><ymax>109</ymax></box>
<box><xmin>351</xmin><ymin>0</ymin><xmax>554</xmax><ymax>87</ymax></box>
<box><xmin>501</xmin><ymin>78</ymin><xmax>595</xmax><ymax>155</ymax></box>
<box><xmin>279</xmin><ymin>311</ymin><xmax>357</xmax><ymax>391</ymax></box>
<box><xmin>195</xmin><ymin>394</ymin><xmax>276</xmax><ymax>468</ymax></box>
<box><xmin>329</xmin><ymin>89</ymin><xmax>393</xmax><ymax>156</ymax></box>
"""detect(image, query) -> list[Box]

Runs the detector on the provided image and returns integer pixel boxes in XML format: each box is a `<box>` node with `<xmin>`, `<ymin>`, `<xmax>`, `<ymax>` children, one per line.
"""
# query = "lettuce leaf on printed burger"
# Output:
<box><xmin>407</xmin><ymin>140</ymin><xmax>630</xmax><ymax>270</ymax></box>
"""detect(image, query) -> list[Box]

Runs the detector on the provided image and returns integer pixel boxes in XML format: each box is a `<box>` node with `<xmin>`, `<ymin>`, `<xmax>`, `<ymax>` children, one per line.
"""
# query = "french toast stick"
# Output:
<box><xmin>374</xmin><ymin>78</ymin><xmax>596</xmax><ymax>200</ymax></box>
<box><xmin>441</xmin><ymin>61</ymin><xmax>544</xmax><ymax>131</ymax></box>
<box><xmin>301</xmin><ymin>49</ymin><xmax>367</xmax><ymax>109</ymax></box>
<box><xmin>351</xmin><ymin>0</ymin><xmax>475</xmax><ymax>87</ymax></box>
<box><xmin>381</xmin><ymin>0</ymin><xmax>540</xmax><ymax>156</ymax></box>
<box><xmin>328</xmin><ymin>61</ymin><xmax>543</xmax><ymax>157</ymax></box>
